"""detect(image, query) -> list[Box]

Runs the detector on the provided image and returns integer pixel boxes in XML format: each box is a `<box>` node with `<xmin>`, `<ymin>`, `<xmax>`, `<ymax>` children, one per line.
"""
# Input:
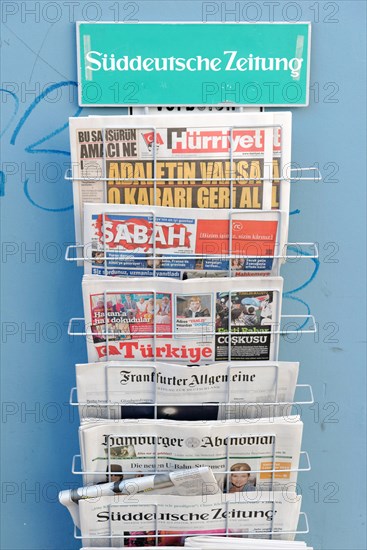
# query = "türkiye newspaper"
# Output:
<box><xmin>77</xmin><ymin>493</ymin><xmax>302</xmax><ymax>546</ymax></box>
<box><xmin>83</xmin><ymin>203</ymin><xmax>287</xmax><ymax>278</ymax></box>
<box><xmin>82</xmin><ymin>276</ymin><xmax>283</xmax><ymax>363</ymax></box>
<box><xmin>75</xmin><ymin>360</ymin><xmax>299</xmax><ymax>421</ymax></box>
<box><xmin>79</xmin><ymin>416</ymin><xmax>303</xmax><ymax>488</ymax></box>
<box><xmin>69</xmin><ymin>113</ymin><xmax>292</xmax><ymax>252</ymax></box>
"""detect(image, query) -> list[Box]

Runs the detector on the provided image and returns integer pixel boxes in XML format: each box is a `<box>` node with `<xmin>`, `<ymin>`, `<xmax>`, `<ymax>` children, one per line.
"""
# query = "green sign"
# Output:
<box><xmin>77</xmin><ymin>22</ymin><xmax>311</xmax><ymax>107</ymax></box>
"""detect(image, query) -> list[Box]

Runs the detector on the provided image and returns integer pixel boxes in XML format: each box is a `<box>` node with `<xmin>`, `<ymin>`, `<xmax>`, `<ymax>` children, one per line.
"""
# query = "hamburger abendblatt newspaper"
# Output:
<box><xmin>75</xmin><ymin>360</ymin><xmax>299</xmax><ymax>421</ymax></box>
<box><xmin>79</xmin><ymin>416</ymin><xmax>303</xmax><ymax>488</ymax></box>
<box><xmin>83</xmin><ymin>203</ymin><xmax>287</xmax><ymax>278</ymax></box>
<box><xmin>69</xmin><ymin>112</ymin><xmax>292</xmax><ymax>255</ymax></box>
<box><xmin>82</xmin><ymin>276</ymin><xmax>283</xmax><ymax>363</ymax></box>
<box><xmin>78</xmin><ymin>492</ymin><xmax>302</xmax><ymax>546</ymax></box>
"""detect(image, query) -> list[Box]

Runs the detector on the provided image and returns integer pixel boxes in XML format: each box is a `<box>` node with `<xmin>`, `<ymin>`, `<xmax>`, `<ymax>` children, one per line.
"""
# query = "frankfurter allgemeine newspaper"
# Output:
<box><xmin>75</xmin><ymin>360</ymin><xmax>299</xmax><ymax>421</ymax></box>
<box><xmin>83</xmin><ymin>203</ymin><xmax>287</xmax><ymax>278</ymax></box>
<box><xmin>69</xmin><ymin>113</ymin><xmax>292</xmax><ymax>253</ymax></box>
<box><xmin>82</xmin><ymin>276</ymin><xmax>283</xmax><ymax>363</ymax></box>
<box><xmin>76</xmin><ymin>492</ymin><xmax>302</xmax><ymax>546</ymax></box>
<box><xmin>79</xmin><ymin>416</ymin><xmax>303</xmax><ymax>487</ymax></box>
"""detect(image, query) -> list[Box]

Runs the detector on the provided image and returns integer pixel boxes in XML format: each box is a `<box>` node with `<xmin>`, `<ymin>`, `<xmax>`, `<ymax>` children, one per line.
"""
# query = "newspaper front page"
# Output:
<box><xmin>69</xmin><ymin>113</ymin><xmax>292</xmax><ymax>252</ymax></box>
<box><xmin>75</xmin><ymin>361</ymin><xmax>299</xmax><ymax>422</ymax></box>
<box><xmin>83</xmin><ymin>203</ymin><xmax>287</xmax><ymax>278</ymax></box>
<box><xmin>78</xmin><ymin>492</ymin><xmax>302</xmax><ymax>546</ymax></box>
<box><xmin>82</xmin><ymin>276</ymin><xmax>283</xmax><ymax>364</ymax></box>
<box><xmin>79</xmin><ymin>416</ymin><xmax>303</xmax><ymax>488</ymax></box>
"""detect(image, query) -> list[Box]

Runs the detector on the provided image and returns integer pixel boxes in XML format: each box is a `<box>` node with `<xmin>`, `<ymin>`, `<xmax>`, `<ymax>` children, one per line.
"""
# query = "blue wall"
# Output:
<box><xmin>1</xmin><ymin>2</ymin><xmax>366</xmax><ymax>549</ymax></box>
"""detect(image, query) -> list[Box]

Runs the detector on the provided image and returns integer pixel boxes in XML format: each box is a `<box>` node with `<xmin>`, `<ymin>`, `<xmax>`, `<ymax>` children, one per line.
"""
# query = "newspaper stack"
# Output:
<box><xmin>79</xmin><ymin>416</ymin><xmax>303</xmax><ymax>488</ymax></box>
<box><xmin>75</xmin><ymin>360</ymin><xmax>299</xmax><ymax>421</ymax></box>
<box><xmin>64</xmin><ymin>111</ymin><xmax>308</xmax><ymax>547</ymax></box>
<box><xmin>82</xmin><ymin>275</ymin><xmax>283</xmax><ymax>363</ymax></box>
<box><xmin>69</xmin><ymin>113</ymin><xmax>292</xmax><ymax>251</ymax></box>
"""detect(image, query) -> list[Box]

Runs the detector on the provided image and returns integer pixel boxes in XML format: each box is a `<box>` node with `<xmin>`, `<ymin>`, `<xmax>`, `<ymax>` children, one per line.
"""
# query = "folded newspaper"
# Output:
<box><xmin>81</xmin><ymin>276</ymin><xmax>283</xmax><ymax>363</ymax></box>
<box><xmin>60</xmin><ymin>467</ymin><xmax>218</xmax><ymax>528</ymax></box>
<box><xmin>75</xmin><ymin>360</ymin><xmax>299</xmax><ymax>421</ymax></box>
<box><xmin>82</xmin><ymin>203</ymin><xmax>287</xmax><ymax>278</ymax></box>
<box><xmin>74</xmin><ymin>492</ymin><xmax>302</xmax><ymax>546</ymax></box>
<box><xmin>79</xmin><ymin>417</ymin><xmax>303</xmax><ymax>488</ymax></box>
<box><xmin>69</xmin><ymin>112</ymin><xmax>292</xmax><ymax>256</ymax></box>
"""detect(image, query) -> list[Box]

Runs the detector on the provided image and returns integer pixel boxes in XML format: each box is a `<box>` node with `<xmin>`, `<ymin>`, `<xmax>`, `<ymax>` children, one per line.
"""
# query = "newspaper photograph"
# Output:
<box><xmin>83</xmin><ymin>203</ymin><xmax>287</xmax><ymax>278</ymax></box>
<box><xmin>76</xmin><ymin>492</ymin><xmax>302</xmax><ymax>546</ymax></box>
<box><xmin>79</xmin><ymin>416</ymin><xmax>303</xmax><ymax>488</ymax></box>
<box><xmin>75</xmin><ymin>361</ymin><xmax>299</xmax><ymax>421</ymax></box>
<box><xmin>82</xmin><ymin>276</ymin><xmax>283</xmax><ymax>364</ymax></box>
<box><xmin>69</xmin><ymin>113</ymin><xmax>292</xmax><ymax>251</ymax></box>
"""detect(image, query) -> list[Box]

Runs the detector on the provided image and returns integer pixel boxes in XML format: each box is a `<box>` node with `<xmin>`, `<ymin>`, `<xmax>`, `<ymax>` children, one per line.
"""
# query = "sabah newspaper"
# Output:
<box><xmin>82</xmin><ymin>203</ymin><xmax>287</xmax><ymax>278</ymax></box>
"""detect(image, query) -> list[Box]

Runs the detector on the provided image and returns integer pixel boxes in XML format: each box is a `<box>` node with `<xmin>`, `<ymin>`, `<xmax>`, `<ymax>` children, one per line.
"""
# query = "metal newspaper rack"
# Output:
<box><xmin>69</xmin><ymin>361</ymin><xmax>314</xmax><ymax>421</ymax></box>
<box><xmin>66</xmin><ymin>123</ymin><xmax>318</xmax><ymax>544</ymax></box>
